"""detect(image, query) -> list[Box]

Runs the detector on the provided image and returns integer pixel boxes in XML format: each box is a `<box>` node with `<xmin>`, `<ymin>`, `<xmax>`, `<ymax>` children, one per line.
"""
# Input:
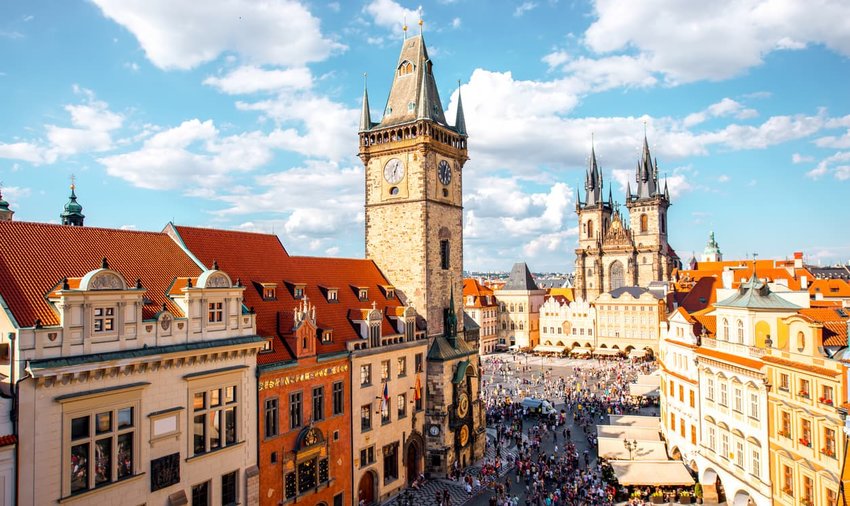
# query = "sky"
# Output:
<box><xmin>1</xmin><ymin>0</ymin><xmax>849</xmax><ymax>273</ymax></box>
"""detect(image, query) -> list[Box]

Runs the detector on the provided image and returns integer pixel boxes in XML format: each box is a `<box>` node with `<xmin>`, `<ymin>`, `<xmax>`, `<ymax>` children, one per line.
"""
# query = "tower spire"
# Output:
<box><xmin>445</xmin><ymin>283</ymin><xmax>458</xmax><ymax>344</ymax></box>
<box><xmin>359</xmin><ymin>73</ymin><xmax>372</xmax><ymax>132</ymax></box>
<box><xmin>60</xmin><ymin>175</ymin><xmax>85</xmax><ymax>226</ymax></box>
<box><xmin>0</xmin><ymin>183</ymin><xmax>13</xmax><ymax>222</ymax></box>
<box><xmin>454</xmin><ymin>80</ymin><xmax>467</xmax><ymax>135</ymax></box>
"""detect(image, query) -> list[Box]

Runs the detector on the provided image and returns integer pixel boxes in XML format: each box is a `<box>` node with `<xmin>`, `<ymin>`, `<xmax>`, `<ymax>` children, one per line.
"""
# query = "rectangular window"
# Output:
<box><xmin>92</xmin><ymin>307</ymin><xmax>115</xmax><ymax>333</ymax></box>
<box><xmin>68</xmin><ymin>405</ymin><xmax>136</xmax><ymax>494</ymax></box>
<box><xmin>312</xmin><ymin>387</ymin><xmax>324</xmax><ymax>422</ymax></box>
<box><xmin>381</xmin><ymin>360</ymin><xmax>390</xmax><ymax>382</ymax></box>
<box><xmin>360</xmin><ymin>364</ymin><xmax>372</xmax><ymax>386</ymax></box>
<box><xmin>708</xmin><ymin>427</ymin><xmax>716</xmax><ymax>451</ymax></box>
<box><xmin>289</xmin><ymin>392</ymin><xmax>302</xmax><ymax>430</ymax></box>
<box><xmin>359</xmin><ymin>446</ymin><xmax>375</xmax><ymax>467</ymax></box>
<box><xmin>679</xmin><ymin>385</ymin><xmax>684</xmax><ymax>402</ymax></box>
<box><xmin>824</xmin><ymin>427</ymin><xmax>836</xmax><ymax>457</ymax></box>
<box><xmin>720</xmin><ymin>383</ymin><xmax>728</xmax><ymax>406</ymax></box>
<box><xmin>690</xmin><ymin>390</ymin><xmax>695</xmax><ymax>408</ymax></box>
<box><xmin>285</xmin><ymin>473</ymin><xmax>296</xmax><ymax>499</ymax></box>
<box><xmin>397</xmin><ymin>393</ymin><xmax>407</xmax><ymax>419</ymax></box>
<box><xmin>751</xmin><ymin>449</ymin><xmax>760</xmax><ymax>477</ymax></box>
<box><xmin>721</xmin><ymin>433</ymin><xmax>729</xmax><ymax>458</ymax></box>
<box><xmin>782</xmin><ymin>465</ymin><xmax>793</xmax><ymax>495</ymax></box>
<box><xmin>383</xmin><ymin>443</ymin><xmax>399</xmax><ymax>484</ymax></box>
<box><xmin>749</xmin><ymin>392</ymin><xmax>759</xmax><ymax>418</ymax></box>
<box><xmin>691</xmin><ymin>425</ymin><xmax>697</xmax><ymax>445</ymax></box>
<box><xmin>415</xmin><ymin>353</ymin><xmax>423</xmax><ymax>373</ymax></box>
<box><xmin>440</xmin><ymin>240</ymin><xmax>450</xmax><ymax>269</ymax></box>
<box><xmin>799</xmin><ymin>379</ymin><xmax>810</xmax><ymax>398</ymax></box>
<box><xmin>192</xmin><ymin>481</ymin><xmax>211</xmax><ymax>506</ymax></box>
<box><xmin>801</xmin><ymin>419</ymin><xmax>812</xmax><ymax>446</ymax></box>
<box><xmin>827</xmin><ymin>489</ymin><xmax>838</xmax><ymax>506</ymax></box>
<box><xmin>334</xmin><ymin>493</ymin><xmax>344</xmax><ymax>506</ymax></box>
<box><xmin>398</xmin><ymin>357</ymin><xmax>407</xmax><ymax>377</ymax></box>
<box><xmin>264</xmin><ymin>398</ymin><xmax>279</xmax><ymax>438</ymax></box>
<box><xmin>735</xmin><ymin>440</ymin><xmax>744</xmax><ymax>468</ymax></box>
<box><xmin>192</xmin><ymin>385</ymin><xmax>238</xmax><ymax>456</ymax></box>
<box><xmin>222</xmin><ymin>471</ymin><xmax>238</xmax><ymax>506</ymax></box>
<box><xmin>733</xmin><ymin>388</ymin><xmax>743</xmax><ymax>413</ymax></box>
<box><xmin>332</xmin><ymin>382</ymin><xmax>344</xmax><ymax>416</ymax></box>
<box><xmin>779</xmin><ymin>373</ymin><xmax>789</xmax><ymax>390</ymax></box>
<box><xmin>207</xmin><ymin>302</ymin><xmax>223</xmax><ymax>323</ymax></box>
<box><xmin>707</xmin><ymin>378</ymin><xmax>715</xmax><ymax>401</ymax></box>
<box><xmin>361</xmin><ymin>404</ymin><xmax>372</xmax><ymax>432</ymax></box>
<box><xmin>821</xmin><ymin>385</ymin><xmax>834</xmax><ymax>404</ymax></box>
<box><xmin>803</xmin><ymin>475</ymin><xmax>813</xmax><ymax>504</ymax></box>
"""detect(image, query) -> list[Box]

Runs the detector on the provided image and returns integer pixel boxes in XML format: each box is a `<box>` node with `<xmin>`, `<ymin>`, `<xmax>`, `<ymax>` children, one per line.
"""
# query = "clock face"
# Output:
<box><xmin>383</xmin><ymin>158</ymin><xmax>405</xmax><ymax>184</ymax></box>
<box><xmin>438</xmin><ymin>160</ymin><xmax>451</xmax><ymax>185</ymax></box>
<box><xmin>429</xmin><ymin>425</ymin><xmax>440</xmax><ymax>436</ymax></box>
<box><xmin>456</xmin><ymin>392</ymin><xmax>469</xmax><ymax>419</ymax></box>
<box><xmin>459</xmin><ymin>425</ymin><xmax>469</xmax><ymax>447</ymax></box>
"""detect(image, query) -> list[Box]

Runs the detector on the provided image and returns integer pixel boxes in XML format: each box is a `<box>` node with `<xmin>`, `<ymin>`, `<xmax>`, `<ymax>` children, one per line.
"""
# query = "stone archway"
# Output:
<box><xmin>404</xmin><ymin>434</ymin><xmax>424</xmax><ymax>485</ymax></box>
<box><xmin>670</xmin><ymin>446</ymin><xmax>682</xmax><ymax>460</ymax></box>
<box><xmin>358</xmin><ymin>470</ymin><xmax>377</xmax><ymax>506</ymax></box>
<box><xmin>701</xmin><ymin>468</ymin><xmax>725</xmax><ymax>503</ymax></box>
<box><xmin>732</xmin><ymin>490</ymin><xmax>754</xmax><ymax>506</ymax></box>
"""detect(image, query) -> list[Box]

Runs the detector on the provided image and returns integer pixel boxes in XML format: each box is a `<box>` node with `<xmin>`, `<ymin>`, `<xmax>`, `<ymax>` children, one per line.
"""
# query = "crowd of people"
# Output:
<box><xmin>478</xmin><ymin>353</ymin><xmax>667</xmax><ymax>506</ymax></box>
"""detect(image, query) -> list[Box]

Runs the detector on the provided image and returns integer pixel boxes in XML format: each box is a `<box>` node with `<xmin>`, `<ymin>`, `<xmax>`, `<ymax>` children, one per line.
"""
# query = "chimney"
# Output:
<box><xmin>801</xmin><ymin>275</ymin><xmax>808</xmax><ymax>290</ymax></box>
<box><xmin>793</xmin><ymin>251</ymin><xmax>803</xmax><ymax>269</ymax></box>
<box><xmin>722</xmin><ymin>270</ymin><xmax>733</xmax><ymax>289</ymax></box>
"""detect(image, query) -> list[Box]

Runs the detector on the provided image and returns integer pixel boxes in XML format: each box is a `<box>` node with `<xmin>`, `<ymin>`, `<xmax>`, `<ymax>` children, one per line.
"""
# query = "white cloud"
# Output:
<box><xmin>91</xmin><ymin>0</ymin><xmax>345</xmax><ymax>70</ymax></box>
<box><xmin>514</xmin><ymin>1</ymin><xmax>537</xmax><ymax>17</ymax></box>
<box><xmin>451</xmin><ymin>17</ymin><xmax>462</xmax><ymax>29</ymax></box>
<box><xmin>717</xmin><ymin>174</ymin><xmax>730</xmax><ymax>183</ymax></box>
<box><xmin>807</xmin><ymin>151</ymin><xmax>850</xmax><ymax>180</ymax></box>
<box><xmin>0</xmin><ymin>142</ymin><xmax>48</xmax><ymax>164</ymax></box>
<box><xmin>98</xmin><ymin>119</ymin><xmax>279</xmax><ymax>190</ymax></box>
<box><xmin>204</xmin><ymin>66</ymin><xmax>313</xmax><ymax>94</ymax></box>
<box><xmin>364</xmin><ymin>0</ymin><xmax>421</xmax><ymax>33</ymax></box>
<box><xmin>542</xmin><ymin>50</ymin><xmax>570</xmax><ymax>70</ymax></box>
<box><xmin>583</xmin><ymin>0</ymin><xmax>850</xmax><ymax>83</ymax></box>
<box><xmin>792</xmin><ymin>153</ymin><xmax>814</xmax><ymax>163</ymax></box>
<box><xmin>683</xmin><ymin>98</ymin><xmax>758</xmax><ymax>127</ymax></box>
<box><xmin>814</xmin><ymin>130</ymin><xmax>850</xmax><ymax>149</ymax></box>
<box><xmin>123</xmin><ymin>62</ymin><xmax>139</xmax><ymax>72</ymax></box>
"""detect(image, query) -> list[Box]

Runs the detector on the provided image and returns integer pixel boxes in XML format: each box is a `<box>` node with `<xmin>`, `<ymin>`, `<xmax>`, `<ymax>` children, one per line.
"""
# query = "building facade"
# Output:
<box><xmin>594</xmin><ymin>287</ymin><xmax>665</xmax><ymax>355</ymax></box>
<box><xmin>463</xmin><ymin>278</ymin><xmax>500</xmax><ymax>354</ymax></box>
<box><xmin>574</xmin><ymin>140</ymin><xmax>678</xmax><ymax>301</ymax></box>
<box><xmin>0</xmin><ymin>221</ymin><xmax>263</xmax><ymax>505</ymax></box>
<box><xmin>538</xmin><ymin>297</ymin><xmax>596</xmax><ymax>352</ymax></box>
<box><xmin>494</xmin><ymin>263</ymin><xmax>546</xmax><ymax>350</ymax></box>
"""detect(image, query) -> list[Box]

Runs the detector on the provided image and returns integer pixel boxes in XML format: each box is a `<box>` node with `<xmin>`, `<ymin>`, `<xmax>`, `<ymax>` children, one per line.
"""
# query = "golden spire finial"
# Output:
<box><xmin>402</xmin><ymin>14</ymin><xmax>407</xmax><ymax>39</ymax></box>
<box><xmin>70</xmin><ymin>173</ymin><xmax>76</xmax><ymax>191</ymax></box>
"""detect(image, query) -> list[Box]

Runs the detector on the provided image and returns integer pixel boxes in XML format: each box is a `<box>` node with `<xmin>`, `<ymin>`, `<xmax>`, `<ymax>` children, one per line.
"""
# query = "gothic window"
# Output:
<box><xmin>610</xmin><ymin>261</ymin><xmax>625</xmax><ymax>291</ymax></box>
<box><xmin>398</xmin><ymin>61</ymin><xmax>414</xmax><ymax>76</ymax></box>
<box><xmin>736</xmin><ymin>320</ymin><xmax>744</xmax><ymax>343</ymax></box>
<box><xmin>587</xmin><ymin>220</ymin><xmax>594</xmax><ymax>238</ymax></box>
<box><xmin>640</xmin><ymin>214</ymin><xmax>648</xmax><ymax>233</ymax></box>
<box><xmin>722</xmin><ymin>318</ymin><xmax>729</xmax><ymax>340</ymax></box>
<box><xmin>661</xmin><ymin>214</ymin><xmax>666</xmax><ymax>233</ymax></box>
<box><xmin>440</xmin><ymin>240</ymin><xmax>450</xmax><ymax>269</ymax></box>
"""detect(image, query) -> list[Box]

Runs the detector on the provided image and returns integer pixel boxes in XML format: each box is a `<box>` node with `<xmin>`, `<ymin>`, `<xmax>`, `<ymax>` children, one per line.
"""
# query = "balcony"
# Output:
<box><xmin>701</xmin><ymin>337</ymin><xmax>765</xmax><ymax>358</ymax></box>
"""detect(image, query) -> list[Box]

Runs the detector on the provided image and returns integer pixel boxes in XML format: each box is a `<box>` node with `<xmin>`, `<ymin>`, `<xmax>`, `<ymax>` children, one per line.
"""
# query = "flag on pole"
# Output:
<box><xmin>414</xmin><ymin>374</ymin><xmax>422</xmax><ymax>401</ymax></box>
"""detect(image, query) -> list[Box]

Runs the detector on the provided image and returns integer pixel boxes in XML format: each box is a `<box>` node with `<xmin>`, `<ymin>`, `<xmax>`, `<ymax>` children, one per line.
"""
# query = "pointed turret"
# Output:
<box><xmin>359</xmin><ymin>80</ymin><xmax>372</xmax><ymax>132</ymax></box>
<box><xmin>445</xmin><ymin>284</ymin><xmax>458</xmax><ymax>345</ymax></box>
<box><xmin>626</xmin><ymin>181</ymin><xmax>632</xmax><ymax>202</ymax></box>
<box><xmin>634</xmin><ymin>133</ymin><xmax>659</xmax><ymax>200</ymax></box>
<box><xmin>60</xmin><ymin>179</ymin><xmax>85</xmax><ymax>226</ymax></box>
<box><xmin>379</xmin><ymin>34</ymin><xmax>447</xmax><ymax>128</ymax></box>
<box><xmin>664</xmin><ymin>179</ymin><xmax>670</xmax><ymax>201</ymax></box>
<box><xmin>607</xmin><ymin>186</ymin><xmax>613</xmax><ymax>208</ymax></box>
<box><xmin>0</xmin><ymin>188</ymin><xmax>13</xmax><ymax>222</ymax></box>
<box><xmin>584</xmin><ymin>144</ymin><xmax>603</xmax><ymax>207</ymax></box>
<box><xmin>454</xmin><ymin>83</ymin><xmax>467</xmax><ymax>136</ymax></box>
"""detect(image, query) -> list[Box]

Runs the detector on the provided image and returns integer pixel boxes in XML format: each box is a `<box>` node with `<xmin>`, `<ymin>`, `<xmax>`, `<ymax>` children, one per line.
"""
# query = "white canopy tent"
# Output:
<box><xmin>636</xmin><ymin>374</ymin><xmax>661</xmax><ymax>385</ymax></box>
<box><xmin>593</xmin><ymin>348</ymin><xmax>622</xmax><ymax>356</ymax></box>
<box><xmin>608</xmin><ymin>415</ymin><xmax>660</xmax><ymax>428</ymax></box>
<box><xmin>533</xmin><ymin>344</ymin><xmax>567</xmax><ymax>353</ymax></box>
<box><xmin>628</xmin><ymin>383</ymin><xmax>660</xmax><ymax>398</ymax></box>
<box><xmin>596</xmin><ymin>425</ymin><xmax>661</xmax><ymax>441</ymax></box>
<box><xmin>570</xmin><ymin>348</ymin><xmax>591</xmax><ymax>355</ymax></box>
<box><xmin>628</xmin><ymin>349</ymin><xmax>647</xmax><ymax>358</ymax></box>
<box><xmin>609</xmin><ymin>460</ymin><xmax>695</xmax><ymax>486</ymax></box>
<box><xmin>597</xmin><ymin>438</ymin><xmax>668</xmax><ymax>460</ymax></box>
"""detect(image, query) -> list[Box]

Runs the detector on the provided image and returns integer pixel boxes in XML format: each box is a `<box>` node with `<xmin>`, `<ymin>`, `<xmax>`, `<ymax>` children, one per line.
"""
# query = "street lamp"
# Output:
<box><xmin>623</xmin><ymin>439</ymin><xmax>638</xmax><ymax>460</ymax></box>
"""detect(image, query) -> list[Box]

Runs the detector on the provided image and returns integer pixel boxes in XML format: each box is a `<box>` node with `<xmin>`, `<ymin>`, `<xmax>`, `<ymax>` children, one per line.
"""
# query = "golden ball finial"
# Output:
<box><xmin>403</xmin><ymin>24</ymin><xmax>408</xmax><ymax>32</ymax></box>
<box><xmin>418</xmin><ymin>18</ymin><xmax>423</xmax><ymax>26</ymax></box>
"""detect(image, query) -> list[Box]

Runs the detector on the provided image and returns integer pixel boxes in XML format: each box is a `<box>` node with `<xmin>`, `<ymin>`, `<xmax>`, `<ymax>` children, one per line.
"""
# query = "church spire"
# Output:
<box><xmin>634</xmin><ymin>132</ymin><xmax>658</xmax><ymax>200</ymax></box>
<box><xmin>359</xmin><ymin>74</ymin><xmax>372</xmax><ymax>132</ymax></box>
<box><xmin>60</xmin><ymin>176</ymin><xmax>85</xmax><ymax>226</ymax></box>
<box><xmin>0</xmin><ymin>185</ymin><xmax>13</xmax><ymax>222</ymax></box>
<box><xmin>454</xmin><ymin>81</ymin><xmax>467</xmax><ymax>136</ymax></box>
<box><xmin>445</xmin><ymin>284</ymin><xmax>458</xmax><ymax>345</ymax></box>
<box><xmin>584</xmin><ymin>141</ymin><xmax>603</xmax><ymax>207</ymax></box>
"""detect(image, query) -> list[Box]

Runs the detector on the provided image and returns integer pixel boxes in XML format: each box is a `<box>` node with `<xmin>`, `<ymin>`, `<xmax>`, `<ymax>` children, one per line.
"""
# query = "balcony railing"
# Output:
<box><xmin>701</xmin><ymin>337</ymin><xmax>765</xmax><ymax>358</ymax></box>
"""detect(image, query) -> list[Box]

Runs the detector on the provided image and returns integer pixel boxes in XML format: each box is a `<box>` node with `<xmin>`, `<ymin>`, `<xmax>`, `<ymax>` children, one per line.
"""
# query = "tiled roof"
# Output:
<box><xmin>690</xmin><ymin>308</ymin><xmax>716</xmax><ymax>337</ymax></box>
<box><xmin>809</xmin><ymin>278</ymin><xmax>850</xmax><ymax>297</ymax></box>
<box><xmin>171</xmin><ymin>225</ymin><xmax>405</xmax><ymax>365</ymax></box>
<box><xmin>0</xmin><ymin>221</ymin><xmax>202</xmax><ymax>328</ymax></box>
<box><xmin>797</xmin><ymin>308</ymin><xmax>849</xmax><ymax>347</ymax></box>
<box><xmin>715</xmin><ymin>275</ymin><xmax>800</xmax><ymax>310</ymax></box>
<box><xmin>679</xmin><ymin>276</ymin><xmax>717</xmax><ymax>313</ymax></box>
<box><xmin>0</xmin><ymin>434</ymin><xmax>16</xmax><ymax>447</ymax></box>
<box><xmin>462</xmin><ymin>278</ymin><xmax>496</xmax><ymax>308</ymax></box>
<box><xmin>761</xmin><ymin>355</ymin><xmax>840</xmax><ymax>377</ymax></box>
<box><xmin>502</xmin><ymin>263</ymin><xmax>538</xmax><ymax>291</ymax></box>
<box><xmin>428</xmin><ymin>334</ymin><xmax>476</xmax><ymax>362</ymax></box>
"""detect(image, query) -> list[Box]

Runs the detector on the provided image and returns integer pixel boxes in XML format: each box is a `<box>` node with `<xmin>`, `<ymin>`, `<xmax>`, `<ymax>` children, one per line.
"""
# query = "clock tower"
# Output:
<box><xmin>358</xmin><ymin>31</ymin><xmax>485</xmax><ymax>476</ymax></box>
<box><xmin>359</xmin><ymin>32</ymin><xmax>466</xmax><ymax>337</ymax></box>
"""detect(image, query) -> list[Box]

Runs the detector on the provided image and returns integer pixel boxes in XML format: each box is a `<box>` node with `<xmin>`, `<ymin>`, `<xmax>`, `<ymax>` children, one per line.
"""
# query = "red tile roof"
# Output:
<box><xmin>679</xmin><ymin>276</ymin><xmax>718</xmax><ymax>313</ymax></box>
<box><xmin>809</xmin><ymin>278</ymin><xmax>850</xmax><ymax>297</ymax></box>
<box><xmin>0</xmin><ymin>221</ymin><xmax>202</xmax><ymax>328</ymax></box>
<box><xmin>463</xmin><ymin>278</ymin><xmax>496</xmax><ymax>308</ymax></box>
<box><xmin>797</xmin><ymin>308</ymin><xmax>849</xmax><ymax>347</ymax></box>
<box><xmin>171</xmin><ymin>225</ymin><xmax>405</xmax><ymax>365</ymax></box>
<box><xmin>0</xmin><ymin>434</ymin><xmax>15</xmax><ymax>447</ymax></box>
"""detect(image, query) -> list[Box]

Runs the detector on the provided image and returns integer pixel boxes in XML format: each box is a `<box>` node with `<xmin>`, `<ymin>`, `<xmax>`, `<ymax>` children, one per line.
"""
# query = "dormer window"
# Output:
<box><xmin>386</xmin><ymin>288</ymin><xmax>395</xmax><ymax>300</ymax></box>
<box><xmin>261</xmin><ymin>283</ymin><xmax>277</xmax><ymax>301</ymax></box>
<box><xmin>93</xmin><ymin>307</ymin><xmax>115</xmax><ymax>333</ymax></box>
<box><xmin>294</xmin><ymin>287</ymin><xmax>304</xmax><ymax>299</ymax></box>
<box><xmin>327</xmin><ymin>289</ymin><xmax>338</xmax><ymax>303</ymax></box>
<box><xmin>208</xmin><ymin>302</ymin><xmax>223</xmax><ymax>323</ymax></box>
<box><xmin>321</xmin><ymin>330</ymin><xmax>333</xmax><ymax>344</ymax></box>
<box><xmin>359</xmin><ymin>288</ymin><xmax>368</xmax><ymax>301</ymax></box>
<box><xmin>398</xmin><ymin>61</ymin><xmax>414</xmax><ymax>76</ymax></box>
<box><xmin>466</xmin><ymin>296</ymin><xmax>474</xmax><ymax>306</ymax></box>
<box><xmin>261</xmin><ymin>338</ymin><xmax>273</xmax><ymax>353</ymax></box>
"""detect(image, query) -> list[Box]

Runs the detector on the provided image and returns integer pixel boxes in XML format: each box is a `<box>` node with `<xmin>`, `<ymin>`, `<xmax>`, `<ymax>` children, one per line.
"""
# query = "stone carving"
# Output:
<box><xmin>89</xmin><ymin>272</ymin><xmax>124</xmax><ymax>290</ymax></box>
<box><xmin>206</xmin><ymin>273</ymin><xmax>231</xmax><ymax>288</ymax></box>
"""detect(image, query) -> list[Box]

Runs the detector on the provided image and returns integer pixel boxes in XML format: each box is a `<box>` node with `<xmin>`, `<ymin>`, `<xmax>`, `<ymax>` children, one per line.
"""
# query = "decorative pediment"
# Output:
<box><xmin>603</xmin><ymin>211</ymin><xmax>633</xmax><ymax>246</ymax></box>
<box><xmin>196</xmin><ymin>269</ymin><xmax>232</xmax><ymax>289</ymax></box>
<box><xmin>296</xmin><ymin>426</ymin><xmax>325</xmax><ymax>452</ymax></box>
<box><xmin>79</xmin><ymin>268</ymin><xmax>127</xmax><ymax>291</ymax></box>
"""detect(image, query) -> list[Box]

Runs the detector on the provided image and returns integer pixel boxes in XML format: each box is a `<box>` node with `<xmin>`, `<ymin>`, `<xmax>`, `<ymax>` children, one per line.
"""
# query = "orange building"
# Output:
<box><xmin>169</xmin><ymin>225</ymin><xmax>409</xmax><ymax>506</ymax></box>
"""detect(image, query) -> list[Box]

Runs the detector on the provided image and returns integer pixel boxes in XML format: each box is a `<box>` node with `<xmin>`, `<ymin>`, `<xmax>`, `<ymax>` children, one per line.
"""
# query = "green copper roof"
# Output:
<box><xmin>62</xmin><ymin>186</ymin><xmax>84</xmax><ymax>215</ymax></box>
<box><xmin>0</xmin><ymin>191</ymin><xmax>10</xmax><ymax>212</ymax></box>
<box><xmin>452</xmin><ymin>359</ymin><xmax>471</xmax><ymax>384</ymax></box>
<box><xmin>715</xmin><ymin>273</ymin><xmax>800</xmax><ymax>310</ymax></box>
<box><xmin>428</xmin><ymin>333</ymin><xmax>476</xmax><ymax>361</ymax></box>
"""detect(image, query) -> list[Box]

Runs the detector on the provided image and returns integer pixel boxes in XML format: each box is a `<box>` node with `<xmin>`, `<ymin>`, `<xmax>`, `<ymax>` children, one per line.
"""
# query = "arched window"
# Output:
<box><xmin>661</xmin><ymin>214</ymin><xmax>666</xmax><ymax>233</ymax></box>
<box><xmin>510</xmin><ymin>322</ymin><xmax>515</xmax><ymax>331</ymax></box>
<box><xmin>736</xmin><ymin>320</ymin><xmax>744</xmax><ymax>343</ymax></box>
<box><xmin>796</xmin><ymin>331</ymin><xmax>805</xmax><ymax>350</ymax></box>
<box><xmin>722</xmin><ymin>318</ymin><xmax>729</xmax><ymax>340</ymax></box>
<box><xmin>640</xmin><ymin>214</ymin><xmax>648</xmax><ymax>232</ymax></box>
<box><xmin>518</xmin><ymin>304</ymin><xmax>524</xmax><ymax>313</ymax></box>
<box><xmin>398</xmin><ymin>61</ymin><xmax>414</xmax><ymax>76</ymax></box>
<box><xmin>509</xmin><ymin>304</ymin><xmax>515</xmax><ymax>313</ymax></box>
<box><xmin>519</xmin><ymin>321</ymin><xmax>524</xmax><ymax>330</ymax></box>
<box><xmin>610</xmin><ymin>261</ymin><xmax>625</xmax><ymax>291</ymax></box>
<box><xmin>587</xmin><ymin>220</ymin><xmax>594</xmax><ymax>238</ymax></box>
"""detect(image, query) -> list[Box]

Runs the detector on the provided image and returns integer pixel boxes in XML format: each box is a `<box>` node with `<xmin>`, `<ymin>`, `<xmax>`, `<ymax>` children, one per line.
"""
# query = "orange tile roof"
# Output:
<box><xmin>0</xmin><ymin>221</ymin><xmax>202</xmax><ymax>328</ymax></box>
<box><xmin>690</xmin><ymin>308</ymin><xmax>716</xmax><ymax>338</ymax></box>
<box><xmin>762</xmin><ymin>355</ymin><xmax>840</xmax><ymax>377</ymax></box>
<box><xmin>809</xmin><ymin>278</ymin><xmax>850</xmax><ymax>297</ymax></box>
<box><xmin>171</xmin><ymin>225</ymin><xmax>405</xmax><ymax>365</ymax></box>
<box><xmin>463</xmin><ymin>278</ymin><xmax>497</xmax><ymax>308</ymax></box>
<box><xmin>548</xmin><ymin>287</ymin><xmax>575</xmax><ymax>301</ymax></box>
<box><xmin>679</xmin><ymin>276</ymin><xmax>718</xmax><ymax>313</ymax></box>
<box><xmin>697</xmin><ymin>346</ymin><xmax>763</xmax><ymax>370</ymax></box>
<box><xmin>797</xmin><ymin>308</ymin><xmax>849</xmax><ymax>347</ymax></box>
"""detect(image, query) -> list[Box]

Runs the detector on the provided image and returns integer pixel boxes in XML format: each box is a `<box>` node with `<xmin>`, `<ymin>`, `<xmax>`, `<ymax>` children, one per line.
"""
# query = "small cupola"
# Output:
<box><xmin>60</xmin><ymin>176</ymin><xmax>85</xmax><ymax>226</ymax></box>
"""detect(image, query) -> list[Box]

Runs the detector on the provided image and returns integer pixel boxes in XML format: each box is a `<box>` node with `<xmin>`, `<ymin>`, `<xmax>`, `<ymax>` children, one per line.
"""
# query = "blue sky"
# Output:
<box><xmin>1</xmin><ymin>0</ymin><xmax>849</xmax><ymax>272</ymax></box>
